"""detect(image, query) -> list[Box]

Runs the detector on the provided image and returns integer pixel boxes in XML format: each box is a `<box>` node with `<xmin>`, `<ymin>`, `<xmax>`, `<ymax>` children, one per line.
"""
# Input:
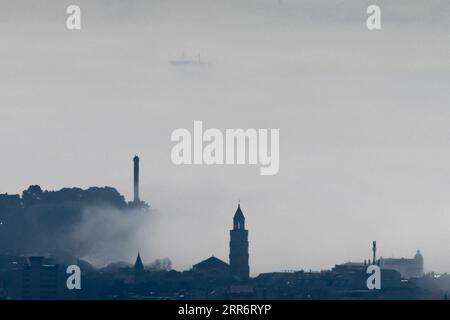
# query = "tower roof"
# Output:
<box><xmin>134</xmin><ymin>252</ymin><xmax>144</xmax><ymax>271</ymax></box>
<box><xmin>234</xmin><ymin>203</ymin><xmax>245</xmax><ymax>221</ymax></box>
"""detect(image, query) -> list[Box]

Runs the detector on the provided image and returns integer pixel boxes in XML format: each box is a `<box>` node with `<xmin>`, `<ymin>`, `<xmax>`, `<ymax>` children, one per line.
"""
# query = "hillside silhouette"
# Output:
<box><xmin>0</xmin><ymin>185</ymin><xmax>148</xmax><ymax>258</ymax></box>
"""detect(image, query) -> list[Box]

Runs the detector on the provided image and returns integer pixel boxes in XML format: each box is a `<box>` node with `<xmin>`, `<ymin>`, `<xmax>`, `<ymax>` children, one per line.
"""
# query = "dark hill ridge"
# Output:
<box><xmin>19</xmin><ymin>185</ymin><xmax>128</xmax><ymax>208</ymax></box>
<box><xmin>0</xmin><ymin>185</ymin><xmax>148</xmax><ymax>256</ymax></box>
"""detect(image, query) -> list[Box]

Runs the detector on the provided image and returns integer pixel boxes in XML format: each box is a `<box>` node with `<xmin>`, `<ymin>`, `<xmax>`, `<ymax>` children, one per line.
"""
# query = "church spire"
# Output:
<box><xmin>134</xmin><ymin>251</ymin><xmax>144</xmax><ymax>273</ymax></box>
<box><xmin>233</xmin><ymin>202</ymin><xmax>245</xmax><ymax>230</ymax></box>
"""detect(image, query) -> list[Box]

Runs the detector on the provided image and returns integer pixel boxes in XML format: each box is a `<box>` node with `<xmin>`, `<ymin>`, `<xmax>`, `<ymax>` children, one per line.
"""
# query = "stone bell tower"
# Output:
<box><xmin>229</xmin><ymin>203</ymin><xmax>249</xmax><ymax>280</ymax></box>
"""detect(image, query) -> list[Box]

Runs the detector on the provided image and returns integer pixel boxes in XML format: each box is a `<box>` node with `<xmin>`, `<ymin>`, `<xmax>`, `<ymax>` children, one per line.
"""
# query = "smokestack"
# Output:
<box><xmin>372</xmin><ymin>241</ymin><xmax>377</xmax><ymax>265</ymax></box>
<box><xmin>133</xmin><ymin>155</ymin><xmax>140</xmax><ymax>203</ymax></box>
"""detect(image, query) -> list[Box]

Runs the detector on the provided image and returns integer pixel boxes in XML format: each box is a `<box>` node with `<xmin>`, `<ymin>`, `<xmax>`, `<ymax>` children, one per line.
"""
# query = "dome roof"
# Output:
<box><xmin>414</xmin><ymin>250</ymin><xmax>423</xmax><ymax>260</ymax></box>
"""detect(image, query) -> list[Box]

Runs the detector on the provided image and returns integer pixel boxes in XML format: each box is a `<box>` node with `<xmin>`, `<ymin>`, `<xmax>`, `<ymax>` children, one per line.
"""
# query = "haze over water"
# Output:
<box><xmin>1</xmin><ymin>0</ymin><xmax>450</xmax><ymax>275</ymax></box>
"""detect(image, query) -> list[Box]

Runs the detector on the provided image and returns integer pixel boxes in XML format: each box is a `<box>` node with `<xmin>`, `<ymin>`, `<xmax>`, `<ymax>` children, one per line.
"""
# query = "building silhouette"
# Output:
<box><xmin>229</xmin><ymin>203</ymin><xmax>249</xmax><ymax>280</ymax></box>
<box><xmin>379</xmin><ymin>250</ymin><xmax>424</xmax><ymax>279</ymax></box>
<box><xmin>16</xmin><ymin>256</ymin><xmax>69</xmax><ymax>300</ymax></box>
<box><xmin>192</xmin><ymin>256</ymin><xmax>229</xmax><ymax>278</ymax></box>
<box><xmin>133</xmin><ymin>155</ymin><xmax>140</xmax><ymax>203</ymax></box>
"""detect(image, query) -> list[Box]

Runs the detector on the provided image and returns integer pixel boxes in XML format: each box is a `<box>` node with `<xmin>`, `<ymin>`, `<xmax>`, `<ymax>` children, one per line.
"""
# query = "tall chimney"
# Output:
<box><xmin>133</xmin><ymin>155</ymin><xmax>140</xmax><ymax>203</ymax></box>
<box><xmin>372</xmin><ymin>241</ymin><xmax>377</xmax><ymax>265</ymax></box>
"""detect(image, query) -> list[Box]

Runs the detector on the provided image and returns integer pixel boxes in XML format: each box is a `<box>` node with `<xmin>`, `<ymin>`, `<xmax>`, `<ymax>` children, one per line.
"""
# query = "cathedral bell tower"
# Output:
<box><xmin>229</xmin><ymin>203</ymin><xmax>249</xmax><ymax>280</ymax></box>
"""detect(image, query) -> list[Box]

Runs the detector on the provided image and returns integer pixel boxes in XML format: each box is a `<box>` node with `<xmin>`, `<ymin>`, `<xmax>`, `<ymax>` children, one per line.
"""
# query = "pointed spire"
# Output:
<box><xmin>234</xmin><ymin>203</ymin><xmax>244</xmax><ymax>218</ymax></box>
<box><xmin>233</xmin><ymin>202</ymin><xmax>245</xmax><ymax>229</ymax></box>
<box><xmin>134</xmin><ymin>251</ymin><xmax>144</xmax><ymax>272</ymax></box>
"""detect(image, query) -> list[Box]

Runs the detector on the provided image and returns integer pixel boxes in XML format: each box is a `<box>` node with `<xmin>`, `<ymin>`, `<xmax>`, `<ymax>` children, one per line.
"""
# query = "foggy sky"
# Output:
<box><xmin>1</xmin><ymin>0</ymin><xmax>450</xmax><ymax>275</ymax></box>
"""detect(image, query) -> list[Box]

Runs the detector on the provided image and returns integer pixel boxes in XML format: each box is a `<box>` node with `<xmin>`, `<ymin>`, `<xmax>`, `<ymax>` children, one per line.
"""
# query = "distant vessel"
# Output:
<box><xmin>170</xmin><ymin>53</ymin><xmax>209</xmax><ymax>67</ymax></box>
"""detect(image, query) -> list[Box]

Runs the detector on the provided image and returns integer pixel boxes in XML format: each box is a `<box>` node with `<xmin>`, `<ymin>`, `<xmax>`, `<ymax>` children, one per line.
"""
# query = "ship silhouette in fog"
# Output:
<box><xmin>170</xmin><ymin>52</ymin><xmax>209</xmax><ymax>67</ymax></box>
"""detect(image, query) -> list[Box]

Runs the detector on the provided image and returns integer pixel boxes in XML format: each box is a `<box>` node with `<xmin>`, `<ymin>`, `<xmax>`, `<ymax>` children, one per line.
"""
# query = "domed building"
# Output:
<box><xmin>379</xmin><ymin>250</ymin><xmax>424</xmax><ymax>279</ymax></box>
